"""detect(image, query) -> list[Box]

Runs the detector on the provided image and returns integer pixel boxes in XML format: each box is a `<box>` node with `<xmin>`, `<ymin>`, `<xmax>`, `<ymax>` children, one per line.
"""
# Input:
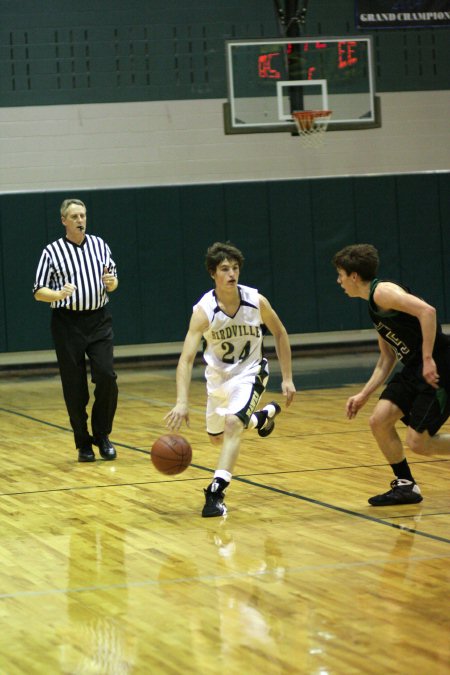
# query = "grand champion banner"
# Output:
<box><xmin>356</xmin><ymin>1</ymin><xmax>450</xmax><ymax>28</ymax></box>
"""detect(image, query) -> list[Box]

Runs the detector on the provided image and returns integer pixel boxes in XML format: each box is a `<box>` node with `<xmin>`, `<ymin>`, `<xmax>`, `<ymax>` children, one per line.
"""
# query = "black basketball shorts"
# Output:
<box><xmin>380</xmin><ymin>366</ymin><xmax>450</xmax><ymax>435</ymax></box>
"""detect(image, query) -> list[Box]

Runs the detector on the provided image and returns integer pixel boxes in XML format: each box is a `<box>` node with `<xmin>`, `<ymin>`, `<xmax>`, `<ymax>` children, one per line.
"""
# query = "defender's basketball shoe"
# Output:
<box><xmin>368</xmin><ymin>478</ymin><xmax>423</xmax><ymax>506</ymax></box>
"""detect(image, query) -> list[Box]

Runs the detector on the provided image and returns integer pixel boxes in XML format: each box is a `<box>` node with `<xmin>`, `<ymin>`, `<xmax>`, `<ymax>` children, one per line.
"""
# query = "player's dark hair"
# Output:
<box><xmin>332</xmin><ymin>244</ymin><xmax>379</xmax><ymax>281</ymax></box>
<box><xmin>205</xmin><ymin>242</ymin><xmax>244</xmax><ymax>275</ymax></box>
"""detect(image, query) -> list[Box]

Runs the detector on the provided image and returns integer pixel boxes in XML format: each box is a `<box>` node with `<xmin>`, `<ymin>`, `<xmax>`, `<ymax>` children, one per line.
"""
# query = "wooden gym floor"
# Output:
<box><xmin>0</xmin><ymin>351</ymin><xmax>449</xmax><ymax>674</ymax></box>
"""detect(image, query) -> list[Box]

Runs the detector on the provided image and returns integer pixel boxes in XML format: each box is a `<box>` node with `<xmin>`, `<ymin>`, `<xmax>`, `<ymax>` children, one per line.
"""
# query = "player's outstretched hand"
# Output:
<box><xmin>164</xmin><ymin>404</ymin><xmax>190</xmax><ymax>431</ymax></box>
<box><xmin>346</xmin><ymin>392</ymin><xmax>368</xmax><ymax>419</ymax></box>
<box><xmin>282</xmin><ymin>380</ymin><xmax>296</xmax><ymax>407</ymax></box>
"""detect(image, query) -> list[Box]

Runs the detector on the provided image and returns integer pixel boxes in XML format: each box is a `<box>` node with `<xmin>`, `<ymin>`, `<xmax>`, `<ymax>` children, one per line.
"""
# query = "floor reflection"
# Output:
<box><xmin>61</xmin><ymin>524</ymin><xmax>136</xmax><ymax>674</ymax></box>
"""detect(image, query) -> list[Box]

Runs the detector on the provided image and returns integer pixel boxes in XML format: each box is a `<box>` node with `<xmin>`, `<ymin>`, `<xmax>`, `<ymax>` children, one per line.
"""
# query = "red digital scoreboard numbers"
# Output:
<box><xmin>258</xmin><ymin>41</ymin><xmax>359</xmax><ymax>80</ymax></box>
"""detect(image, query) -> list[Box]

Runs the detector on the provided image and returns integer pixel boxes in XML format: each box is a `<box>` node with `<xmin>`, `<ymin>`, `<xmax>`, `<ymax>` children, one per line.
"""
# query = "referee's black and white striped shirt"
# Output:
<box><xmin>33</xmin><ymin>235</ymin><xmax>117</xmax><ymax>311</ymax></box>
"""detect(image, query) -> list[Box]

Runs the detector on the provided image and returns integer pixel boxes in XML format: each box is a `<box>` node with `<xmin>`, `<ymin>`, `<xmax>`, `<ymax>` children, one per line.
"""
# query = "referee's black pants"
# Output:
<box><xmin>51</xmin><ymin>307</ymin><xmax>118</xmax><ymax>449</ymax></box>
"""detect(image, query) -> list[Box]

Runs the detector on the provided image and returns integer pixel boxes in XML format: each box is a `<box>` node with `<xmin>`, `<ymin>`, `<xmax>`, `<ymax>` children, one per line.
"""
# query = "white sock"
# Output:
<box><xmin>214</xmin><ymin>470</ymin><xmax>232</xmax><ymax>484</ymax></box>
<box><xmin>263</xmin><ymin>403</ymin><xmax>277</xmax><ymax>418</ymax></box>
<box><xmin>248</xmin><ymin>414</ymin><xmax>258</xmax><ymax>429</ymax></box>
<box><xmin>249</xmin><ymin>406</ymin><xmax>273</xmax><ymax>430</ymax></box>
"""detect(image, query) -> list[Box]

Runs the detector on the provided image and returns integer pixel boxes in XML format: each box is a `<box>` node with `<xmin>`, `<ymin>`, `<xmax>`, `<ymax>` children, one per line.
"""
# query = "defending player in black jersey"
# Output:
<box><xmin>333</xmin><ymin>243</ymin><xmax>450</xmax><ymax>506</ymax></box>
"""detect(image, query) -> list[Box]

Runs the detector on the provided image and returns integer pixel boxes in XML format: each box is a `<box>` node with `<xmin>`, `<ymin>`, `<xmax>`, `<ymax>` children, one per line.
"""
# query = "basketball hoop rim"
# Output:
<box><xmin>292</xmin><ymin>110</ymin><xmax>332</xmax><ymax>120</ymax></box>
<box><xmin>291</xmin><ymin>110</ymin><xmax>333</xmax><ymax>144</ymax></box>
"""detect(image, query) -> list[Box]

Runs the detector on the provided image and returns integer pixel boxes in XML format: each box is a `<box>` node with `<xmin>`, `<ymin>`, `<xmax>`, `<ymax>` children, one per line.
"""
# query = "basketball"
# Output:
<box><xmin>150</xmin><ymin>434</ymin><xmax>192</xmax><ymax>475</ymax></box>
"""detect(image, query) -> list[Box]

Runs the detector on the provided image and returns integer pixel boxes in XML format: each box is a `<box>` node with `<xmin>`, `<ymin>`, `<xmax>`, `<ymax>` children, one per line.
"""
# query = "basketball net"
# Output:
<box><xmin>292</xmin><ymin>110</ymin><xmax>332</xmax><ymax>148</ymax></box>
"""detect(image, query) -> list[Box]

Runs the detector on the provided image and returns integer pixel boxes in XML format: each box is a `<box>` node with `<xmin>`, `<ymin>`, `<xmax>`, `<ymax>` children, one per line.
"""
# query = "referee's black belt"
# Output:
<box><xmin>53</xmin><ymin>306</ymin><xmax>107</xmax><ymax>316</ymax></box>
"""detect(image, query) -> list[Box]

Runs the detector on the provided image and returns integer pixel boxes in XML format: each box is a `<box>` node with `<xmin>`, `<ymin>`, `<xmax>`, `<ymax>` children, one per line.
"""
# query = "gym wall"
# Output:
<box><xmin>0</xmin><ymin>0</ymin><xmax>449</xmax><ymax>190</ymax></box>
<box><xmin>0</xmin><ymin>1</ymin><xmax>449</xmax><ymax>354</ymax></box>
<box><xmin>0</xmin><ymin>171</ymin><xmax>449</xmax><ymax>352</ymax></box>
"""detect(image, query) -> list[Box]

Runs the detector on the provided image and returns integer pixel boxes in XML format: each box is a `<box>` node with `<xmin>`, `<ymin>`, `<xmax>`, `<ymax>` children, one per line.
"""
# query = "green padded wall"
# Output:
<box><xmin>1</xmin><ymin>192</ymin><xmax>51</xmax><ymax>351</ymax></box>
<box><xmin>310</xmin><ymin>178</ymin><xmax>359</xmax><ymax>332</ymax></box>
<box><xmin>268</xmin><ymin>180</ymin><xmax>318</xmax><ymax>334</ymax></box>
<box><xmin>440</xmin><ymin>173</ymin><xmax>450</xmax><ymax>319</ymax></box>
<box><xmin>135</xmin><ymin>186</ymin><xmax>189</xmax><ymax>342</ymax></box>
<box><xmin>1</xmin><ymin>172</ymin><xmax>449</xmax><ymax>353</ymax></box>
<box><xmin>396</xmin><ymin>174</ymin><xmax>446</xmax><ymax>315</ymax></box>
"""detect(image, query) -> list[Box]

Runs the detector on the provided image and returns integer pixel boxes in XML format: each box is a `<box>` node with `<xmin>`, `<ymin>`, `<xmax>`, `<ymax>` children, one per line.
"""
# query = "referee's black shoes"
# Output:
<box><xmin>93</xmin><ymin>435</ymin><xmax>117</xmax><ymax>461</ymax></box>
<box><xmin>78</xmin><ymin>445</ymin><xmax>96</xmax><ymax>463</ymax></box>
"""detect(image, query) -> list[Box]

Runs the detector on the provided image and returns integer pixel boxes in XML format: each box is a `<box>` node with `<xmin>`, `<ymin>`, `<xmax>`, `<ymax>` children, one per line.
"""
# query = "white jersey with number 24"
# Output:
<box><xmin>194</xmin><ymin>285</ymin><xmax>264</xmax><ymax>383</ymax></box>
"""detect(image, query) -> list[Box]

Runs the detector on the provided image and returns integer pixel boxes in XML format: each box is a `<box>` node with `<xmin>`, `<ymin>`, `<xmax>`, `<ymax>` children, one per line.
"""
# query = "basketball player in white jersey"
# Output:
<box><xmin>165</xmin><ymin>242</ymin><xmax>296</xmax><ymax>517</ymax></box>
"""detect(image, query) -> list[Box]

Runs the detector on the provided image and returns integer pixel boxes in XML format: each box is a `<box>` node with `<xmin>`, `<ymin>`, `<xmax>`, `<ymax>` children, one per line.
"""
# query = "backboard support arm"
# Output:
<box><xmin>273</xmin><ymin>1</ymin><xmax>313</xmax><ymax>117</ymax></box>
<box><xmin>273</xmin><ymin>0</ymin><xmax>310</xmax><ymax>33</ymax></box>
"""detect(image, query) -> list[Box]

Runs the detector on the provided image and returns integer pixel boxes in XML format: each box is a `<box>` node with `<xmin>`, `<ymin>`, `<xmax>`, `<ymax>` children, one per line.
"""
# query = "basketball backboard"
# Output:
<box><xmin>224</xmin><ymin>37</ymin><xmax>380</xmax><ymax>133</ymax></box>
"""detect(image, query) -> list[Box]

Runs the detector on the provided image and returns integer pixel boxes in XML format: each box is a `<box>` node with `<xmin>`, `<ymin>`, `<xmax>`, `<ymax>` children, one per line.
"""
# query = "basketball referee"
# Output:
<box><xmin>33</xmin><ymin>198</ymin><xmax>119</xmax><ymax>463</ymax></box>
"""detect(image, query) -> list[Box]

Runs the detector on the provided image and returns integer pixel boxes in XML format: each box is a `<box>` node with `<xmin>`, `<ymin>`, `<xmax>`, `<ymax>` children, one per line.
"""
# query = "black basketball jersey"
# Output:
<box><xmin>368</xmin><ymin>278</ymin><xmax>450</xmax><ymax>366</ymax></box>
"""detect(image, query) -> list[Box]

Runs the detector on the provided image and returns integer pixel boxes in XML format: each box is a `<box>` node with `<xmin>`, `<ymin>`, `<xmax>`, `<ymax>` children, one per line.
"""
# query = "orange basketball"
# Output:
<box><xmin>150</xmin><ymin>434</ymin><xmax>192</xmax><ymax>475</ymax></box>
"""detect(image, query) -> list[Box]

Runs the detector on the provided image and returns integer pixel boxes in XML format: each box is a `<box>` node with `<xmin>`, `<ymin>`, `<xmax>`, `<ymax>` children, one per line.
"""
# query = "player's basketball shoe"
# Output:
<box><xmin>202</xmin><ymin>478</ymin><xmax>228</xmax><ymax>518</ymax></box>
<box><xmin>368</xmin><ymin>478</ymin><xmax>423</xmax><ymax>506</ymax></box>
<box><xmin>257</xmin><ymin>401</ymin><xmax>281</xmax><ymax>437</ymax></box>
